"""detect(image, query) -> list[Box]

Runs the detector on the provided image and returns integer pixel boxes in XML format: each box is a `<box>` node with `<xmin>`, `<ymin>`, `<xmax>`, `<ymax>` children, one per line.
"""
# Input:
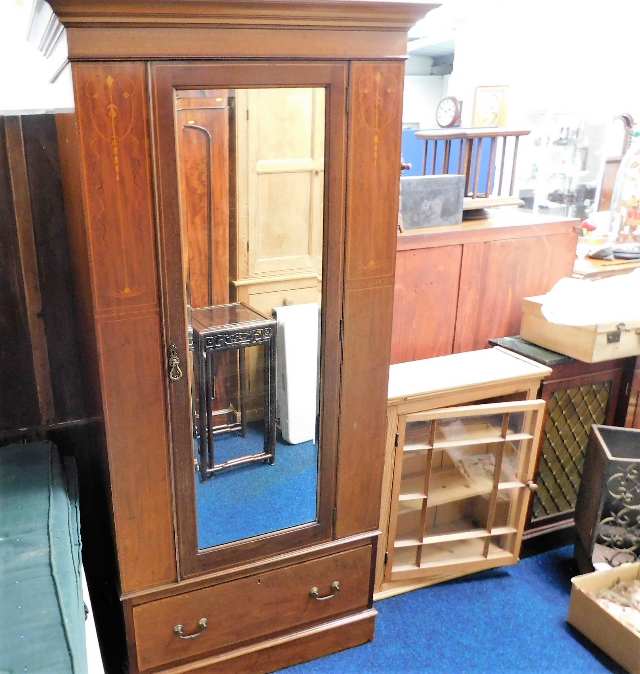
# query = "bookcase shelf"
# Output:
<box><xmin>392</xmin><ymin>538</ymin><xmax>513</xmax><ymax>575</ymax></box>
<box><xmin>399</xmin><ymin>470</ymin><xmax>493</xmax><ymax>504</ymax></box>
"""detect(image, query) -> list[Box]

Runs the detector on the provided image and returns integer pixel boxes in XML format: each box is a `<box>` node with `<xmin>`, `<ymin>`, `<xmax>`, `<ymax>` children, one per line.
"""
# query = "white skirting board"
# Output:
<box><xmin>273</xmin><ymin>303</ymin><xmax>320</xmax><ymax>444</ymax></box>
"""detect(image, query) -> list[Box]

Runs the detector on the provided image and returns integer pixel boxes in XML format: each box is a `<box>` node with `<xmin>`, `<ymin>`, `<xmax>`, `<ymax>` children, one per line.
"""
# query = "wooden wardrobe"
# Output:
<box><xmin>50</xmin><ymin>1</ymin><xmax>434</xmax><ymax>672</ymax></box>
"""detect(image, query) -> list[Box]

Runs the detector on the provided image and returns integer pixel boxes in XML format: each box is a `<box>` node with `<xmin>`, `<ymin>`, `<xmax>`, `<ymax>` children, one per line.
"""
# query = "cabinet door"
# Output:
<box><xmin>235</xmin><ymin>87</ymin><xmax>324</xmax><ymax>280</ymax></box>
<box><xmin>530</xmin><ymin>367</ymin><xmax>622</xmax><ymax>527</ymax></box>
<box><xmin>390</xmin><ymin>244</ymin><xmax>462</xmax><ymax>364</ymax></box>
<box><xmin>152</xmin><ymin>62</ymin><xmax>347</xmax><ymax>577</ymax></box>
<box><xmin>386</xmin><ymin>399</ymin><xmax>545</xmax><ymax>582</ymax></box>
<box><xmin>453</xmin><ymin>232</ymin><xmax>577</xmax><ymax>352</ymax></box>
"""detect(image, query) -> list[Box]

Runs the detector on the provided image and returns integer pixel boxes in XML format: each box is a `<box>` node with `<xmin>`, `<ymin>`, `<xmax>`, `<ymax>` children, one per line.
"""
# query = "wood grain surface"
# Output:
<box><xmin>390</xmin><ymin>245</ymin><xmax>462</xmax><ymax>363</ymax></box>
<box><xmin>71</xmin><ymin>62</ymin><xmax>176</xmax><ymax>593</ymax></box>
<box><xmin>337</xmin><ymin>60</ymin><xmax>404</xmax><ymax>538</ymax></box>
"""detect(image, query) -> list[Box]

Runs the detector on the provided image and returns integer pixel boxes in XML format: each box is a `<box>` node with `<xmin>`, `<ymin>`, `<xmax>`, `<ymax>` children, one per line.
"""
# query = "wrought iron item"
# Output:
<box><xmin>599</xmin><ymin>464</ymin><xmax>640</xmax><ymax>559</ymax></box>
<box><xmin>309</xmin><ymin>580</ymin><xmax>341</xmax><ymax>601</ymax></box>
<box><xmin>575</xmin><ymin>425</ymin><xmax>640</xmax><ymax>571</ymax></box>
<box><xmin>173</xmin><ymin>618</ymin><xmax>208</xmax><ymax>639</ymax></box>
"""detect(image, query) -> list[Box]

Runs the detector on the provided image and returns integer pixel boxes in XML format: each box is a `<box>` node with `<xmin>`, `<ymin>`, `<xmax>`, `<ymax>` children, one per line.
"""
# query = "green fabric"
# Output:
<box><xmin>0</xmin><ymin>441</ymin><xmax>87</xmax><ymax>674</ymax></box>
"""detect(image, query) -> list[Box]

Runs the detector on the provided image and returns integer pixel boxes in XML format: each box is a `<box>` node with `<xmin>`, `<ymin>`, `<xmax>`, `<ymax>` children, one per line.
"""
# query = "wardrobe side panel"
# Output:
<box><xmin>336</xmin><ymin>61</ymin><xmax>404</xmax><ymax>538</ymax></box>
<box><xmin>72</xmin><ymin>62</ymin><xmax>176</xmax><ymax>592</ymax></box>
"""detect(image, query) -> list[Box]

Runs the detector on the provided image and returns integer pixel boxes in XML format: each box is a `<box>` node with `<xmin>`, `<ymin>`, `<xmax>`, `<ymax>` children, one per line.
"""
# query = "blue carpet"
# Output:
<box><xmin>284</xmin><ymin>546</ymin><xmax>624</xmax><ymax>673</ymax></box>
<box><xmin>196</xmin><ymin>424</ymin><xmax>318</xmax><ymax>549</ymax></box>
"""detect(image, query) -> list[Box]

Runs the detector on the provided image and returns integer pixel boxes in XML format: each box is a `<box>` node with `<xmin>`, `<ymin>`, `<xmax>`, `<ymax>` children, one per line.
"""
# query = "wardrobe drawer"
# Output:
<box><xmin>132</xmin><ymin>545</ymin><xmax>372</xmax><ymax>671</ymax></box>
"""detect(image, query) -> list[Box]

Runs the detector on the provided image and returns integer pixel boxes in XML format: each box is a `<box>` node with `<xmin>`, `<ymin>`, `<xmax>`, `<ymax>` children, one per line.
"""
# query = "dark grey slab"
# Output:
<box><xmin>399</xmin><ymin>174</ymin><xmax>464</xmax><ymax>230</ymax></box>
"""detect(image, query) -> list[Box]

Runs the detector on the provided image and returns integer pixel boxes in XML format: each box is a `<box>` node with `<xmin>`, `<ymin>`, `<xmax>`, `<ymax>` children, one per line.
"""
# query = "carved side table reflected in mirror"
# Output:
<box><xmin>191</xmin><ymin>302</ymin><xmax>277</xmax><ymax>479</ymax></box>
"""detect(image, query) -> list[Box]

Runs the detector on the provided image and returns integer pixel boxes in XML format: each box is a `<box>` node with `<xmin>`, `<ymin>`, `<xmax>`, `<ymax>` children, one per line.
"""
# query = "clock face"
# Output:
<box><xmin>436</xmin><ymin>97</ymin><xmax>461</xmax><ymax>128</ymax></box>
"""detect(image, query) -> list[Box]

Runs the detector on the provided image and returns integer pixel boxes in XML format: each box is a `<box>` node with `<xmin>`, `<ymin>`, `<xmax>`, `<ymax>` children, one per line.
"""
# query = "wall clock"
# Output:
<box><xmin>436</xmin><ymin>96</ymin><xmax>462</xmax><ymax>128</ymax></box>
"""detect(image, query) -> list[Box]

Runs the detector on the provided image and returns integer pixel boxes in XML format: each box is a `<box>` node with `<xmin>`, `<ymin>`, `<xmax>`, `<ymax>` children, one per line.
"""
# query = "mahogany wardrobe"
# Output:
<box><xmin>50</xmin><ymin>1</ymin><xmax>434</xmax><ymax>671</ymax></box>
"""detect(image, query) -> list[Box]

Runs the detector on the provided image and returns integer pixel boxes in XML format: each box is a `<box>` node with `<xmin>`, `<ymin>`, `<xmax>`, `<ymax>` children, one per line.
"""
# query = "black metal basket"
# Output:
<box><xmin>575</xmin><ymin>425</ymin><xmax>640</xmax><ymax>571</ymax></box>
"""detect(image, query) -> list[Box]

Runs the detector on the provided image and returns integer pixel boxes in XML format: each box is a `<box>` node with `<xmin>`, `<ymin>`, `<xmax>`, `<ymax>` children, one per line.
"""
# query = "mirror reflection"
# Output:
<box><xmin>175</xmin><ymin>87</ymin><xmax>325</xmax><ymax>550</ymax></box>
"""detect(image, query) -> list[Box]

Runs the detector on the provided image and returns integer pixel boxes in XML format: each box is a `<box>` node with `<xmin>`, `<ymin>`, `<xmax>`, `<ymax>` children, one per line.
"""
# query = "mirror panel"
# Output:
<box><xmin>175</xmin><ymin>87</ymin><xmax>325</xmax><ymax>550</ymax></box>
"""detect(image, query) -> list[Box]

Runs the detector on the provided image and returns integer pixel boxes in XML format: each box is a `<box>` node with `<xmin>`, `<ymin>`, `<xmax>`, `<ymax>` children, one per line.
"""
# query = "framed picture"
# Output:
<box><xmin>472</xmin><ymin>85</ymin><xmax>509</xmax><ymax>128</ymax></box>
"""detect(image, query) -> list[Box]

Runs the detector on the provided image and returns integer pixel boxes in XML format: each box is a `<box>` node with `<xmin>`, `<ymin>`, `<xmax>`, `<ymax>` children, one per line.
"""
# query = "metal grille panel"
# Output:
<box><xmin>532</xmin><ymin>382</ymin><xmax>611</xmax><ymax>521</ymax></box>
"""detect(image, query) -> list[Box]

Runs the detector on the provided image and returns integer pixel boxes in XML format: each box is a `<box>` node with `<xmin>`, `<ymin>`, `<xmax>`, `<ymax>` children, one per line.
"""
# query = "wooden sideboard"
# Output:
<box><xmin>390</xmin><ymin>209</ymin><xmax>579</xmax><ymax>364</ymax></box>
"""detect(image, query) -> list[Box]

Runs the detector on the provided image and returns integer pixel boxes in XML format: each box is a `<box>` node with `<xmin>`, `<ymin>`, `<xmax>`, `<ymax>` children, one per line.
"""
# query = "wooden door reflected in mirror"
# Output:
<box><xmin>175</xmin><ymin>87</ymin><xmax>326</xmax><ymax>550</ymax></box>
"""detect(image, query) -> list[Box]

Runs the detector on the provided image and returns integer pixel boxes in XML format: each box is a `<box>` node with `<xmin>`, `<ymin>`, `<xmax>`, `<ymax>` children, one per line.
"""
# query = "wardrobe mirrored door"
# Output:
<box><xmin>174</xmin><ymin>86</ymin><xmax>326</xmax><ymax>551</ymax></box>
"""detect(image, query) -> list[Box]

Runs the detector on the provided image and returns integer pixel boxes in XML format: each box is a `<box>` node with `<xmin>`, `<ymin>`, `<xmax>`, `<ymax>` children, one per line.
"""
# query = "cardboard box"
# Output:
<box><xmin>521</xmin><ymin>295</ymin><xmax>640</xmax><ymax>363</ymax></box>
<box><xmin>568</xmin><ymin>563</ymin><xmax>640</xmax><ymax>673</ymax></box>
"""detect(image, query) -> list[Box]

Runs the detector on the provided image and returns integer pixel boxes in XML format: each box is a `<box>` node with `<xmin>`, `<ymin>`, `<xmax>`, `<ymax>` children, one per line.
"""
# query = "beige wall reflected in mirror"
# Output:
<box><xmin>175</xmin><ymin>87</ymin><xmax>326</xmax><ymax>550</ymax></box>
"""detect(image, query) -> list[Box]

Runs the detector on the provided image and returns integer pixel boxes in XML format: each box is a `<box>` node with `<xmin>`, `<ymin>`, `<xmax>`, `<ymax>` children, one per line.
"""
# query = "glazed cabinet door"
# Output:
<box><xmin>385</xmin><ymin>399</ymin><xmax>545</xmax><ymax>582</ymax></box>
<box><xmin>151</xmin><ymin>62</ymin><xmax>347</xmax><ymax>577</ymax></box>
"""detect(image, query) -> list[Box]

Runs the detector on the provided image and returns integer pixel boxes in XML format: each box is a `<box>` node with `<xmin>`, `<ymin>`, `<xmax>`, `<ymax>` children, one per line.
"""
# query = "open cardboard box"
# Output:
<box><xmin>569</xmin><ymin>562</ymin><xmax>640</xmax><ymax>673</ymax></box>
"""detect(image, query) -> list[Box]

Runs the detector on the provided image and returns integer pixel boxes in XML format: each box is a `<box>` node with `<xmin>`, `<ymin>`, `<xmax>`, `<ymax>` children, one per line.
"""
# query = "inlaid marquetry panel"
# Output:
<box><xmin>72</xmin><ymin>62</ymin><xmax>176</xmax><ymax>592</ymax></box>
<box><xmin>73</xmin><ymin>64</ymin><xmax>159</xmax><ymax>316</ymax></box>
<box><xmin>345</xmin><ymin>61</ymin><xmax>403</xmax><ymax>284</ymax></box>
<box><xmin>337</xmin><ymin>61</ymin><xmax>404</xmax><ymax>538</ymax></box>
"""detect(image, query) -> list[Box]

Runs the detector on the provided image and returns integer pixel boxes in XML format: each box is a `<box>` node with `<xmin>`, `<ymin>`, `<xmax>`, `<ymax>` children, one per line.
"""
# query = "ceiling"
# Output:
<box><xmin>408</xmin><ymin>37</ymin><xmax>455</xmax><ymax>58</ymax></box>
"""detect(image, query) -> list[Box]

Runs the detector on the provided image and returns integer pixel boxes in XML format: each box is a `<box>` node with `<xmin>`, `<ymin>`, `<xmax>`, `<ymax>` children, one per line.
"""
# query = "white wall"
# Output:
<box><xmin>445</xmin><ymin>0</ymin><xmax>640</xmax><ymax>130</ymax></box>
<box><xmin>0</xmin><ymin>0</ymin><xmax>73</xmax><ymax>114</ymax></box>
<box><xmin>403</xmin><ymin>76</ymin><xmax>446</xmax><ymax>128</ymax></box>
<box><xmin>433</xmin><ymin>0</ymin><xmax>640</xmax><ymax>210</ymax></box>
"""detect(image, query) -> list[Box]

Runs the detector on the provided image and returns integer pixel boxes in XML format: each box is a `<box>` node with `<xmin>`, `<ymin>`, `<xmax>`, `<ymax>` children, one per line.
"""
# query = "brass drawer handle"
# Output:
<box><xmin>309</xmin><ymin>580</ymin><xmax>340</xmax><ymax>601</ymax></box>
<box><xmin>173</xmin><ymin>618</ymin><xmax>208</xmax><ymax>640</ymax></box>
